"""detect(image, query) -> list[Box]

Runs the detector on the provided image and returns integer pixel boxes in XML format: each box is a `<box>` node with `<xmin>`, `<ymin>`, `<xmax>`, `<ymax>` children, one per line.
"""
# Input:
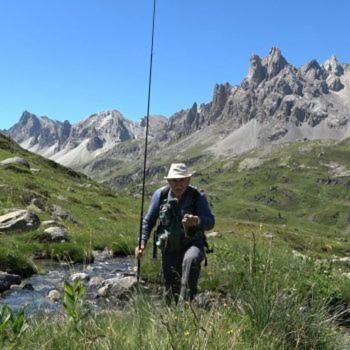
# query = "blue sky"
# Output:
<box><xmin>0</xmin><ymin>0</ymin><xmax>349</xmax><ymax>130</ymax></box>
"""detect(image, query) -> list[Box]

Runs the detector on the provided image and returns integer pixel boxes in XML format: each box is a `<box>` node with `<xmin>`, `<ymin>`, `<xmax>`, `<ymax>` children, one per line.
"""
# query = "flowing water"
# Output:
<box><xmin>0</xmin><ymin>252</ymin><xmax>135</xmax><ymax>315</ymax></box>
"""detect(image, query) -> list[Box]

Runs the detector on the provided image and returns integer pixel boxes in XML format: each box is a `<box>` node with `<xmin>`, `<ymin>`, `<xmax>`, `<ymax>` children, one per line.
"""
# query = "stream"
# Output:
<box><xmin>0</xmin><ymin>252</ymin><xmax>135</xmax><ymax>315</ymax></box>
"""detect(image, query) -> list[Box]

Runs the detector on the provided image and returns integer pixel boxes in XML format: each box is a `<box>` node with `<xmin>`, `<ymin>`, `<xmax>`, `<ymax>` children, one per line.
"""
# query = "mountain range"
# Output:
<box><xmin>3</xmin><ymin>47</ymin><xmax>350</xmax><ymax>185</ymax></box>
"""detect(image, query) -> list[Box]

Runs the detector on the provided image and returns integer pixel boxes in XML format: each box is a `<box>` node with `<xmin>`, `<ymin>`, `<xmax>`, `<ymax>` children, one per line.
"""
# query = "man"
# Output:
<box><xmin>135</xmin><ymin>163</ymin><xmax>215</xmax><ymax>303</ymax></box>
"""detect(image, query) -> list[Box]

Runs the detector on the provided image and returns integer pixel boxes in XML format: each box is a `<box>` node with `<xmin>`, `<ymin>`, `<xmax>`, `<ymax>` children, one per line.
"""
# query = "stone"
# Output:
<box><xmin>30</xmin><ymin>197</ymin><xmax>46</xmax><ymax>211</ymax></box>
<box><xmin>97</xmin><ymin>276</ymin><xmax>137</xmax><ymax>298</ymax></box>
<box><xmin>42</xmin><ymin>220</ymin><xmax>58</xmax><ymax>226</ymax></box>
<box><xmin>39</xmin><ymin>226</ymin><xmax>69</xmax><ymax>242</ymax></box>
<box><xmin>49</xmin><ymin>205</ymin><xmax>77</xmax><ymax>223</ymax></box>
<box><xmin>0</xmin><ymin>271</ymin><xmax>21</xmax><ymax>292</ymax></box>
<box><xmin>206</xmin><ymin>231</ymin><xmax>221</xmax><ymax>238</ymax></box>
<box><xmin>30</xmin><ymin>168</ymin><xmax>40</xmax><ymax>173</ymax></box>
<box><xmin>0</xmin><ymin>157</ymin><xmax>30</xmax><ymax>168</ymax></box>
<box><xmin>88</xmin><ymin>276</ymin><xmax>104</xmax><ymax>287</ymax></box>
<box><xmin>193</xmin><ymin>291</ymin><xmax>225</xmax><ymax>309</ymax></box>
<box><xmin>70</xmin><ymin>272</ymin><xmax>90</xmax><ymax>282</ymax></box>
<box><xmin>47</xmin><ymin>289</ymin><xmax>61</xmax><ymax>302</ymax></box>
<box><xmin>0</xmin><ymin>210</ymin><xmax>40</xmax><ymax>233</ymax></box>
<box><xmin>22</xmin><ymin>283</ymin><xmax>34</xmax><ymax>290</ymax></box>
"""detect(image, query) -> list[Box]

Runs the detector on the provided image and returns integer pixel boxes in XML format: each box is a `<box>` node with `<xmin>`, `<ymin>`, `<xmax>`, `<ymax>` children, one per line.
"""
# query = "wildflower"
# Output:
<box><xmin>227</xmin><ymin>329</ymin><xmax>234</xmax><ymax>335</ymax></box>
<box><xmin>184</xmin><ymin>330</ymin><xmax>190</xmax><ymax>336</ymax></box>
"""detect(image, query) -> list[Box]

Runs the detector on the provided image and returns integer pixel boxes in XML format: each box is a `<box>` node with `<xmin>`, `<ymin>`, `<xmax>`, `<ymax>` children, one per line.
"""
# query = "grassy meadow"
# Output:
<box><xmin>1</xmin><ymin>133</ymin><xmax>350</xmax><ymax>348</ymax></box>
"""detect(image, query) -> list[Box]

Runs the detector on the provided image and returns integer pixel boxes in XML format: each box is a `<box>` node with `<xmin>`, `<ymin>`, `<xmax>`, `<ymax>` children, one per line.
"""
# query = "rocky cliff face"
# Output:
<box><xmin>4</xmin><ymin>48</ymin><xmax>350</xmax><ymax>178</ymax></box>
<box><xmin>6</xmin><ymin>111</ymin><xmax>72</xmax><ymax>157</ymax></box>
<box><xmin>6</xmin><ymin>110</ymin><xmax>160</xmax><ymax>167</ymax></box>
<box><xmin>162</xmin><ymin>48</ymin><xmax>350</xmax><ymax>149</ymax></box>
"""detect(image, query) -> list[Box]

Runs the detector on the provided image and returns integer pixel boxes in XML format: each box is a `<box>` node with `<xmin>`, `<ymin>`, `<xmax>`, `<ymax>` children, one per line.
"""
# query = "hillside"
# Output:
<box><xmin>0</xmin><ymin>133</ymin><xmax>139</xmax><ymax>277</ymax></box>
<box><xmin>2</xmin><ymin>133</ymin><xmax>350</xmax><ymax>348</ymax></box>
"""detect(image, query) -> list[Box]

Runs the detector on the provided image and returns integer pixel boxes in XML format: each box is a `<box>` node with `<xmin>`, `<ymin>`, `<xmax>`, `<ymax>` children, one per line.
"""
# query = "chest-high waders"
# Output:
<box><xmin>152</xmin><ymin>186</ymin><xmax>212</xmax><ymax>303</ymax></box>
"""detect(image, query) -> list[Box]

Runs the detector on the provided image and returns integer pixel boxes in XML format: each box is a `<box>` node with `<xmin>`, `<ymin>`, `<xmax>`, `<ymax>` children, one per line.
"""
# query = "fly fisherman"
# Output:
<box><xmin>135</xmin><ymin>163</ymin><xmax>215</xmax><ymax>303</ymax></box>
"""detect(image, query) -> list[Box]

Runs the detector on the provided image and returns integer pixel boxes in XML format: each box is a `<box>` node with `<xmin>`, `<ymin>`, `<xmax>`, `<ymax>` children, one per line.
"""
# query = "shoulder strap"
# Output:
<box><xmin>160</xmin><ymin>186</ymin><xmax>170</xmax><ymax>204</ymax></box>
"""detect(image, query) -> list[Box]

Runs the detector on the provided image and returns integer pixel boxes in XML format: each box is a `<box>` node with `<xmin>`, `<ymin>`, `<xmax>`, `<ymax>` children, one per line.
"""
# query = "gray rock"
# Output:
<box><xmin>0</xmin><ymin>157</ymin><xmax>30</xmax><ymax>168</ymax></box>
<box><xmin>41</xmin><ymin>220</ymin><xmax>58</xmax><ymax>226</ymax></box>
<box><xmin>193</xmin><ymin>291</ymin><xmax>223</xmax><ymax>309</ymax></box>
<box><xmin>39</xmin><ymin>226</ymin><xmax>69</xmax><ymax>242</ymax></box>
<box><xmin>97</xmin><ymin>276</ymin><xmax>137</xmax><ymax>298</ymax></box>
<box><xmin>206</xmin><ymin>231</ymin><xmax>221</xmax><ymax>238</ymax></box>
<box><xmin>0</xmin><ymin>271</ymin><xmax>21</xmax><ymax>292</ymax></box>
<box><xmin>88</xmin><ymin>276</ymin><xmax>104</xmax><ymax>287</ymax></box>
<box><xmin>30</xmin><ymin>197</ymin><xmax>46</xmax><ymax>211</ymax></box>
<box><xmin>30</xmin><ymin>168</ymin><xmax>40</xmax><ymax>173</ymax></box>
<box><xmin>47</xmin><ymin>289</ymin><xmax>61</xmax><ymax>302</ymax></box>
<box><xmin>70</xmin><ymin>272</ymin><xmax>90</xmax><ymax>282</ymax></box>
<box><xmin>0</xmin><ymin>210</ymin><xmax>40</xmax><ymax>233</ymax></box>
<box><xmin>49</xmin><ymin>205</ymin><xmax>77</xmax><ymax>223</ymax></box>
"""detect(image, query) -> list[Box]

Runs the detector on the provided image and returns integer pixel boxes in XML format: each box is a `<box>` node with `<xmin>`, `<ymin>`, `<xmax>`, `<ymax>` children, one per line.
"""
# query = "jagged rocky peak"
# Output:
<box><xmin>262</xmin><ymin>47</ymin><xmax>288</xmax><ymax>79</ymax></box>
<box><xmin>19</xmin><ymin>110</ymin><xmax>39</xmax><ymax>124</ymax></box>
<box><xmin>245</xmin><ymin>48</ymin><xmax>289</xmax><ymax>87</ymax></box>
<box><xmin>212</xmin><ymin>83</ymin><xmax>232</xmax><ymax>107</ymax></box>
<box><xmin>300</xmin><ymin>59</ymin><xmax>325</xmax><ymax>80</ymax></box>
<box><xmin>139</xmin><ymin>115</ymin><xmax>167</xmax><ymax>128</ymax></box>
<box><xmin>185</xmin><ymin>102</ymin><xmax>198</xmax><ymax>126</ymax></box>
<box><xmin>74</xmin><ymin>109</ymin><xmax>136</xmax><ymax>143</ymax></box>
<box><xmin>323</xmin><ymin>55</ymin><xmax>344</xmax><ymax>76</ymax></box>
<box><xmin>7</xmin><ymin>111</ymin><xmax>42</xmax><ymax>143</ymax></box>
<box><xmin>247</xmin><ymin>54</ymin><xmax>266</xmax><ymax>85</ymax></box>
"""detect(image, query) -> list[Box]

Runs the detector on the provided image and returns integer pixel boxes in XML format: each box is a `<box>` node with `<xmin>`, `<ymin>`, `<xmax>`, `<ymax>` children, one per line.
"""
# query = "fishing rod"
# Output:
<box><xmin>137</xmin><ymin>0</ymin><xmax>156</xmax><ymax>283</ymax></box>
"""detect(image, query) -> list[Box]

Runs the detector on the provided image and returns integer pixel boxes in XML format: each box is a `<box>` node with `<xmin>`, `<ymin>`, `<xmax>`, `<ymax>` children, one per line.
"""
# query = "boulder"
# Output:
<box><xmin>88</xmin><ymin>276</ymin><xmax>104</xmax><ymax>287</ymax></box>
<box><xmin>0</xmin><ymin>210</ymin><xmax>40</xmax><ymax>233</ymax></box>
<box><xmin>0</xmin><ymin>271</ymin><xmax>21</xmax><ymax>292</ymax></box>
<box><xmin>49</xmin><ymin>205</ymin><xmax>77</xmax><ymax>223</ymax></box>
<box><xmin>39</xmin><ymin>226</ymin><xmax>69</xmax><ymax>242</ymax></box>
<box><xmin>47</xmin><ymin>289</ymin><xmax>61</xmax><ymax>302</ymax></box>
<box><xmin>70</xmin><ymin>272</ymin><xmax>90</xmax><ymax>282</ymax></box>
<box><xmin>0</xmin><ymin>157</ymin><xmax>30</xmax><ymax>168</ymax></box>
<box><xmin>97</xmin><ymin>276</ymin><xmax>137</xmax><ymax>298</ymax></box>
<box><xmin>30</xmin><ymin>197</ymin><xmax>46</xmax><ymax>211</ymax></box>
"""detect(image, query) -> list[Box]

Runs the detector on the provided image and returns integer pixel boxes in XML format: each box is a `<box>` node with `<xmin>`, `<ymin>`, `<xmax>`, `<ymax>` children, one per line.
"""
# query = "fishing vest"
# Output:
<box><xmin>153</xmin><ymin>186</ymin><xmax>211</xmax><ymax>258</ymax></box>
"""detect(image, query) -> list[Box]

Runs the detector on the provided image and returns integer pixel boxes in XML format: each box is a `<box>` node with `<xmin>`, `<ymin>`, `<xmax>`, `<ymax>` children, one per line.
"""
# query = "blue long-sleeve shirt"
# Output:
<box><xmin>141</xmin><ymin>185</ymin><xmax>215</xmax><ymax>246</ymax></box>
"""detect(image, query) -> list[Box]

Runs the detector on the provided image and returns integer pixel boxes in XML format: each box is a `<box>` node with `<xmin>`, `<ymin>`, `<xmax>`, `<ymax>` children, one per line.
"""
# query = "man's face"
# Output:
<box><xmin>167</xmin><ymin>177</ymin><xmax>190</xmax><ymax>197</ymax></box>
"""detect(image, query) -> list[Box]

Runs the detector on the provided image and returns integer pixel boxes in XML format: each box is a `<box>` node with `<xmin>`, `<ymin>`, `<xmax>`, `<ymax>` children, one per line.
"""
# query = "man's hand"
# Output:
<box><xmin>135</xmin><ymin>245</ymin><xmax>145</xmax><ymax>259</ymax></box>
<box><xmin>182</xmin><ymin>214</ymin><xmax>199</xmax><ymax>227</ymax></box>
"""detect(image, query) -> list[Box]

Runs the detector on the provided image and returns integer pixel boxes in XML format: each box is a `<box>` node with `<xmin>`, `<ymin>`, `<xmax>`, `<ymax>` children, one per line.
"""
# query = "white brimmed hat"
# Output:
<box><xmin>164</xmin><ymin>163</ymin><xmax>193</xmax><ymax>179</ymax></box>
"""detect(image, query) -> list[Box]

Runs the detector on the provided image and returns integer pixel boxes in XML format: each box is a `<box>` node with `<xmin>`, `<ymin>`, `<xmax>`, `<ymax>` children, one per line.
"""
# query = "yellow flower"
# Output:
<box><xmin>227</xmin><ymin>329</ymin><xmax>234</xmax><ymax>335</ymax></box>
<box><xmin>184</xmin><ymin>330</ymin><xmax>190</xmax><ymax>336</ymax></box>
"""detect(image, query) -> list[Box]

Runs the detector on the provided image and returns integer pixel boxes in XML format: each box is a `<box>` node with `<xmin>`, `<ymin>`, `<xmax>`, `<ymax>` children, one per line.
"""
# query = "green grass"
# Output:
<box><xmin>1</xmin><ymin>229</ymin><xmax>349</xmax><ymax>349</ymax></box>
<box><xmin>2</xmin><ymin>134</ymin><xmax>350</xmax><ymax>347</ymax></box>
<box><xmin>0</xmin><ymin>134</ymin><xmax>139</xmax><ymax>275</ymax></box>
